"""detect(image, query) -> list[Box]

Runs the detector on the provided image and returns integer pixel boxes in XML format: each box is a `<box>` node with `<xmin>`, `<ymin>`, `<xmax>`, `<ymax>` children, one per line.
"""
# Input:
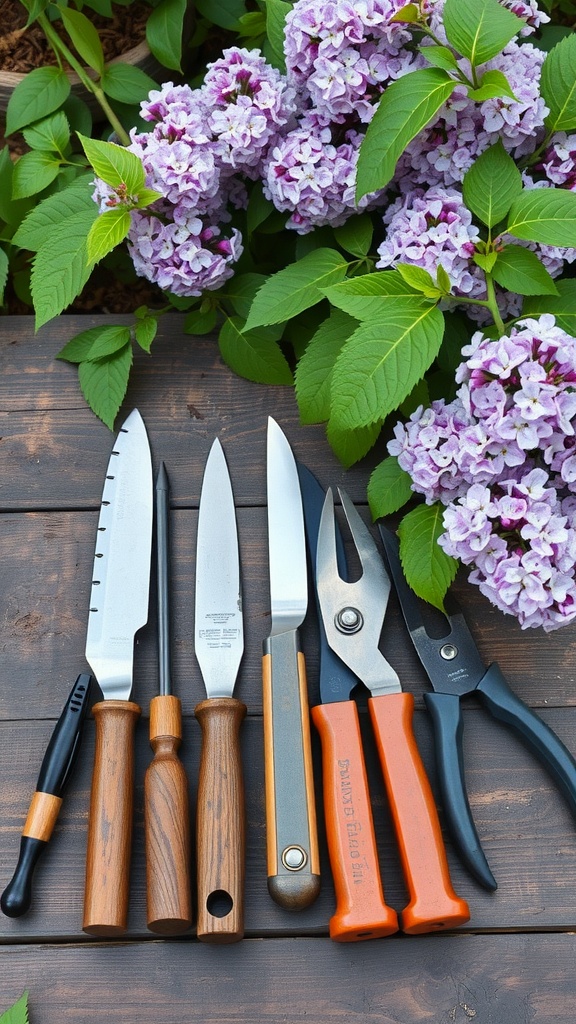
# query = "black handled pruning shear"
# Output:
<box><xmin>379</xmin><ymin>524</ymin><xmax>576</xmax><ymax>892</ymax></box>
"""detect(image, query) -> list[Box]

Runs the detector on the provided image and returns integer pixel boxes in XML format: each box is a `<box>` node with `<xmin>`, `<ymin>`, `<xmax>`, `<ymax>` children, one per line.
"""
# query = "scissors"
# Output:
<box><xmin>378</xmin><ymin>523</ymin><xmax>576</xmax><ymax>891</ymax></box>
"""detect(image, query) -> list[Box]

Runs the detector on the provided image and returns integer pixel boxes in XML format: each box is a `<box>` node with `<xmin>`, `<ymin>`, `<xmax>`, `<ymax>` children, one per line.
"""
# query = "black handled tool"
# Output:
<box><xmin>379</xmin><ymin>524</ymin><xmax>576</xmax><ymax>891</ymax></box>
<box><xmin>1</xmin><ymin>674</ymin><xmax>92</xmax><ymax>916</ymax></box>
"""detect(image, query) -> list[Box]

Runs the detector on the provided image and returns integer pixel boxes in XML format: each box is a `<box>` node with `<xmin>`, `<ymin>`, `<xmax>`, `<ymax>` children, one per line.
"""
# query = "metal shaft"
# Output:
<box><xmin>156</xmin><ymin>461</ymin><xmax>171</xmax><ymax>697</ymax></box>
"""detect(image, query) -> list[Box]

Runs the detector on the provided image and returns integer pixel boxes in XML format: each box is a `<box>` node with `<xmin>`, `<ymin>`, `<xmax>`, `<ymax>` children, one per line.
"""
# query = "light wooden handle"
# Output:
<box><xmin>82</xmin><ymin>699</ymin><xmax>140</xmax><ymax>936</ymax></box>
<box><xmin>195</xmin><ymin>696</ymin><xmax>246</xmax><ymax>943</ymax></box>
<box><xmin>145</xmin><ymin>695</ymin><xmax>193</xmax><ymax>934</ymax></box>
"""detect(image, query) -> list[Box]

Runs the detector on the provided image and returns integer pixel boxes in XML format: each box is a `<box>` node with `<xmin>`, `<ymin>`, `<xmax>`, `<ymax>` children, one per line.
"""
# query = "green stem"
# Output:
<box><xmin>485</xmin><ymin>273</ymin><xmax>506</xmax><ymax>334</ymax></box>
<box><xmin>38</xmin><ymin>13</ymin><xmax>131</xmax><ymax>146</ymax></box>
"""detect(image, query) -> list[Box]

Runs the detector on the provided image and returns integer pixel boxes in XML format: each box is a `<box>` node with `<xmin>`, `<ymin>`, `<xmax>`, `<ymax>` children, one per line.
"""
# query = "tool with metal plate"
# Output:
<box><xmin>144</xmin><ymin>461</ymin><xmax>192</xmax><ymax>934</ymax></box>
<box><xmin>83</xmin><ymin>408</ymin><xmax>153</xmax><ymax>936</ymax></box>
<box><xmin>1</xmin><ymin>674</ymin><xmax>92</xmax><ymax>918</ymax></box>
<box><xmin>194</xmin><ymin>438</ymin><xmax>246</xmax><ymax>943</ymax></box>
<box><xmin>263</xmin><ymin>418</ymin><xmax>320</xmax><ymax>910</ymax></box>
<box><xmin>379</xmin><ymin>523</ymin><xmax>576</xmax><ymax>892</ymax></box>
<box><xmin>316</xmin><ymin>488</ymin><xmax>470</xmax><ymax>935</ymax></box>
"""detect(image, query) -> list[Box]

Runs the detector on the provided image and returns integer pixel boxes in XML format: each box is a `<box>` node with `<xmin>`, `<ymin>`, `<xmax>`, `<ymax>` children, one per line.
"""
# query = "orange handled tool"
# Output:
<box><xmin>303</xmin><ymin>476</ymin><xmax>469</xmax><ymax>940</ymax></box>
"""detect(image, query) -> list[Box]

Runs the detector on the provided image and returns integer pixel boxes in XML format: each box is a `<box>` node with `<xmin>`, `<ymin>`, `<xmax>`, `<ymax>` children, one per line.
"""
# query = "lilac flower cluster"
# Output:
<box><xmin>540</xmin><ymin>133</ymin><xmax>576</xmax><ymax>190</ymax></box>
<box><xmin>388</xmin><ymin>316</ymin><xmax>576</xmax><ymax>630</ymax></box>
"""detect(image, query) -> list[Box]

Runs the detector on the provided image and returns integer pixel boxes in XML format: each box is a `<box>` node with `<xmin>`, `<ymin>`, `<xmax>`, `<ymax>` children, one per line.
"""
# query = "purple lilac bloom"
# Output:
<box><xmin>540</xmin><ymin>133</ymin><xmax>576</xmax><ymax>190</ymax></box>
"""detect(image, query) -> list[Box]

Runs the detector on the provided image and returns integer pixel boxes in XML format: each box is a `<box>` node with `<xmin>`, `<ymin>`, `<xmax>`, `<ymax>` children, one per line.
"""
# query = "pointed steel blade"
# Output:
<box><xmin>266</xmin><ymin>418</ymin><xmax>307</xmax><ymax>635</ymax></box>
<box><xmin>85</xmin><ymin>409</ymin><xmax>153</xmax><ymax>701</ymax></box>
<box><xmin>195</xmin><ymin>438</ymin><xmax>244</xmax><ymax>698</ymax></box>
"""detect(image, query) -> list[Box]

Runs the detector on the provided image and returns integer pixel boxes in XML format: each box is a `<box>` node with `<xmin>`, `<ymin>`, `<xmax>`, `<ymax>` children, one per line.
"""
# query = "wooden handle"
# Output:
<box><xmin>144</xmin><ymin>695</ymin><xmax>192</xmax><ymax>935</ymax></box>
<box><xmin>195</xmin><ymin>696</ymin><xmax>246</xmax><ymax>943</ymax></box>
<box><xmin>311</xmin><ymin>701</ymin><xmax>398</xmax><ymax>942</ymax></box>
<box><xmin>262</xmin><ymin>630</ymin><xmax>321</xmax><ymax>910</ymax></box>
<box><xmin>82</xmin><ymin>699</ymin><xmax>140</xmax><ymax>936</ymax></box>
<box><xmin>368</xmin><ymin>693</ymin><xmax>470</xmax><ymax>934</ymax></box>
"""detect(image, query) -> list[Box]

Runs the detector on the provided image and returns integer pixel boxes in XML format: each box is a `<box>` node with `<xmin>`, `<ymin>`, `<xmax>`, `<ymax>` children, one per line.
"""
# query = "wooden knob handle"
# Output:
<box><xmin>195</xmin><ymin>696</ymin><xmax>246</xmax><ymax>943</ymax></box>
<box><xmin>82</xmin><ymin>699</ymin><xmax>140</xmax><ymax>936</ymax></box>
<box><xmin>145</xmin><ymin>695</ymin><xmax>192</xmax><ymax>934</ymax></box>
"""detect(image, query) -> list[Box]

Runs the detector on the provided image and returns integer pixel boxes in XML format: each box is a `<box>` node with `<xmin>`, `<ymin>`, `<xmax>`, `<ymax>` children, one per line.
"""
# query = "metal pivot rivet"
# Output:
<box><xmin>440</xmin><ymin>643</ymin><xmax>458</xmax><ymax>661</ymax></box>
<box><xmin>335</xmin><ymin>607</ymin><xmax>364</xmax><ymax>634</ymax></box>
<box><xmin>282</xmin><ymin>846</ymin><xmax>307</xmax><ymax>871</ymax></box>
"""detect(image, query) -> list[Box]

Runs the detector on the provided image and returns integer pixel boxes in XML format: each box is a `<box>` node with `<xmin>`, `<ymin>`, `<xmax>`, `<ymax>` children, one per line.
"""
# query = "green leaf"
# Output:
<box><xmin>219</xmin><ymin>316</ymin><xmax>293</xmax><ymax>384</ymax></box>
<box><xmin>0</xmin><ymin>991</ymin><xmax>29</xmax><ymax>1024</ymax></box>
<box><xmin>0</xmin><ymin>147</ymin><xmax>33</xmax><ymax>225</ymax></box>
<box><xmin>22</xmin><ymin>0</ymin><xmax>50</xmax><ymax>23</ymax></box>
<box><xmin>264</xmin><ymin>0</ymin><xmax>291</xmax><ymax>71</ymax></box>
<box><xmin>436</xmin><ymin>264</ymin><xmax>452</xmax><ymax>295</ymax></box>
<box><xmin>146</xmin><ymin>0</ymin><xmax>187</xmax><ymax>70</ymax></box>
<box><xmin>58</xmin><ymin>5</ymin><xmax>105</xmax><ymax>75</ymax></box>
<box><xmin>333</xmin><ymin>214</ymin><xmax>374</xmax><ymax>257</ymax></box>
<box><xmin>442</xmin><ymin>0</ymin><xmax>524</xmax><ymax>68</ymax></box>
<box><xmin>330</xmin><ymin>302</ymin><xmax>445</xmax><ymax>430</ymax></box>
<box><xmin>390</xmin><ymin>2</ymin><xmax>420</xmax><ymax>22</ymax></box>
<box><xmin>244</xmin><ymin>248</ymin><xmax>349</xmax><ymax>330</ymax></box>
<box><xmin>31</xmin><ymin>209</ymin><xmax>97</xmax><ymax>328</ymax></box>
<box><xmin>396</xmin><ymin>263</ymin><xmax>442</xmax><ymax>299</ymax></box>
<box><xmin>491</xmin><ymin>244</ymin><xmax>559</xmax><ymax>296</ymax></box>
<box><xmin>295</xmin><ymin>309</ymin><xmax>356</xmax><ymax>424</ymax></box>
<box><xmin>184</xmin><ymin>308</ymin><xmax>218</xmax><ymax>334</ymax></box>
<box><xmin>323</xmin><ymin>270</ymin><xmax>420</xmax><ymax>320</ymax></box>
<box><xmin>523</xmin><ymin>278</ymin><xmax>576</xmax><ymax>334</ymax></box>
<box><xmin>368</xmin><ymin>456</ymin><xmax>414</xmax><ymax>519</ymax></box>
<box><xmin>397</xmin><ymin>504</ymin><xmax>458</xmax><ymax>611</ymax></box>
<box><xmin>356</xmin><ymin>68</ymin><xmax>455</xmax><ymax>199</ymax></box>
<box><xmin>87</xmin><ymin>209</ymin><xmax>131</xmax><ymax>263</ymax></box>
<box><xmin>467</xmin><ymin>69</ymin><xmax>518</xmax><ymax>102</ymax></box>
<box><xmin>134</xmin><ymin>316</ymin><xmax>158</xmax><ymax>352</ymax></box>
<box><xmin>246</xmin><ymin>184</ymin><xmax>276</xmax><ymax>235</ymax></box>
<box><xmin>473</xmin><ymin>250</ymin><xmax>498</xmax><ymax>272</ymax></box>
<box><xmin>421</xmin><ymin>44</ymin><xmax>460</xmax><ymax>72</ymax></box>
<box><xmin>224</xmin><ymin>273</ymin><xmax>268</xmax><ymax>318</ymax></box>
<box><xmin>326</xmin><ymin>419</ymin><xmax>382</xmax><ymax>469</ymax></box>
<box><xmin>0</xmin><ymin>246</ymin><xmax>8</xmax><ymax>305</ymax></box>
<box><xmin>86</xmin><ymin>326</ymin><xmax>131</xmax><ymax>361</ymax></box>
<box><xmin>541</xmin><ymin>34</ymin><xmax>576</xmax><ymax>133</ymax></box>
<box><xmin>57</xmin><ymin>325</ymin><xmax>125</xmax><ymax>363</ymax></box>
<box><xmin>506</xmin><ymin>187</ymin><xmax>576</xmax><ymax>247</ymax></box>
<box><xmin>12</xmin><ymin>151</ymin><xmax>62</xmax><ymax>199</ymax></box>
<box><xmin>77</xmin><ymin>134</ymin><xmax>145</xmax><ymax>194</ymax></box>
<box><xmin>13</xmin><ymin>173</ymin><xmax>94</xmax><ymax>250</ymax></box>
<box><xmin>462</xmin><ymin>141</ymin><xmax>522</xmax><ymax>227</ymax></box>
<box><xmin>135</xmin><ymin>187</ymin><xmax>163</xmax><ymax>208</ymax></box>
<box><xmin>79</xmin><ymin>344</ymin><xmax>133</xmax><ymax>430</ymax></box>
<box><xmin>22</xmin><ymin>110</ymin><xmax>70</xmax><ymax>154</ymax></box>
<box><xmin>101</xmin><ymin>63</ymin><xmax>160</xmax><ymax>104</ymax></box>
<box><xmin>194</xmin><ymin>0</ymin><xmax>246</xmax><ymax>31</ymax></box>
<box><xmin>6</xmin><ymin>67</ymin><xmax>71</xmax><ymax>136</ymax></box>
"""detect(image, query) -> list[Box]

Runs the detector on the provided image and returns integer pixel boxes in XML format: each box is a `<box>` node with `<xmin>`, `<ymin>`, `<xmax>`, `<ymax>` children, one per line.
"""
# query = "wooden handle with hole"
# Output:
<box><xmin>195</xmin><ymin>696</ymin><xmax>246</xmax><ymax>943</ymax></box>
<box><xmin>82</xmin><ymin>699</ymin><xmax>140</xmax><ymax>936</ymax></box>
<box><xmin>144</xmin><ymin>695</ymin><xmax>192</xmax><ymax>934</ymax></box>
<box><xmin>368</xmin><ymin>692</ymin><xmax>470</xmax><ymax>934</ymax></box>
<box><xmin>311</xmin><ymin>700</ymin><xmax>399</xmax><ymax>941</ymax></box>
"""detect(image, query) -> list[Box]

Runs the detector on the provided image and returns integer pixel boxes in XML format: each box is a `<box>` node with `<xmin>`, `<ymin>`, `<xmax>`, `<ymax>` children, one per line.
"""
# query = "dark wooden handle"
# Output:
<box><xmin>144</xmin><ymin>695</ymin><xmax>192</xmax><ymax>934</ymax></box>
<box><xmin>82</xmin><ymin>699</ymin><xmax>140</xmax><ymax>936</ymax></box>
<box><xmin>195</xmin><ymin>696</ymin><xmax>246</xmax><ymax>943</ymax></box>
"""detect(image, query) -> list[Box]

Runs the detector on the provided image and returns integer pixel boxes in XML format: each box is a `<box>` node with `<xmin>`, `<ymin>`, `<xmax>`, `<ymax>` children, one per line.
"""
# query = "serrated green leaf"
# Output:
<box><xmin>12</xmin><ymin>150</ymin><xmax>62</xmax><ymax>199</ymax></box>
<box><xmin>13</xmin><ymin>173</ymin><xmax>94</xmax><ymax>251</ymax></box>
<box><xmin>523</xmin><ymin>278</ymin><xmax>576</xmax><ymax>334</ymax></box>
<box><xmin>264</xmin><ymin>0</ymin><xmax>291</xmax><ymax>71</ymax></box>
<box><xmin>506</xmin><ymin>187</ymin><xmax>576</xmax><ymax>247</ymax></box>
<box><xmin>244</xmin><ymin>248</ymin><xmax>349</xmax><ymax>330</ymax></box>
<box><xmin>356</xmin><ymin>68</ymin><xmax>455</xmax><ymax>199</ymax></box>
<box><xmin>78</xmin><ymin>134</ymin><xmax>145</xmax><ymax>194</ymax></box>
<box><xmin>31</xmin><ymin>209</ymin><xmax>98</xmax><ymax>328</ymax></box>
<box><xmin>295</xmin><ymin>309</ymin><xmax>356</xmax><ymax>424</ymax></box>
<box><xmin>397</xmin><ymin>504</ymin><xmax>458</xmax><ymax>610</ymax></box>
<box><xmin>57</xmin><ymin>325</ymin><xmax>122</xmax><ymax>363</ymax></box>
<box><xmin>396</xmin><ymin>263</ymin><xmax>441</xmax><ymax>298</ymax></box>
<box><xmin>420</xmin><ymin>44</ymin><xmax>460</xmax><ymax>72</ymax></box>
<box><xmin>58</xmin><ymin>4</ymin><xmax>105</xmax><ymax>75</ymax></box>
<box><xmin>184</xmin><ymin>307</ymin><xmax>217</xmax><ymax>334</ymax></box>
<box><xmin>541</xmin><ymin>34</ymin><xmax>576</xmax><ymax>133</ymax></box>
<box><xmin>134</xmin><ymin>316</ymin><xmax>158</xmax><ymax>351</ymax></box>
<box><xmin>467</xmin><ymin>69</ymin><xmax>518</xmax><ymax>102</ymax></box>
<box><xmin>86</xmin><ymin>325</ymin><xmax>132</xmax><ymax>360</ymax></box>
<box><xmin>330</xmin><ymin>302</ymin><xmax>444</xmax><ymax>430</ymax></box>
<box><xmin>6</xmin><ymin>67</ymin><xmax>71</xmax><ymax>135</ymax></box>
<box><xmin>462</xmin><ymin>141</ymin><xmax>522</xmax><ymax>227</ymax></box>
<box><xmin>491</xmin><ymin>244</ymin><xmax>558</xmax><ymax>296</ymax></box>
<box><xmin>368</xmin><ymin>456</ymin><xmax>414</xmax><ymax>519</ymax></box>
<box><xmin>101</xmin><ymin>63</ymin><xmax>160</xmax><ymax>104</ymax></box>
<box><xmin>0</xmin><ymin>990</ymin><xmax>29</xmax><ymax>1024</ymax></box>
<box><xmin>22</xmin><ymin>110</ymin><xmax>70</xmax><ymax>154</ymax></box>
<box><xmin>87</xmin><ymin>209</ymin><xmax>131</xmax><ymax>263</ymax></box>
<box><xmin>79</xmin><ymin>344</ymin><xmax>133</xmax><ymax>429</ymax></box>
<box><xmin>442</xmin><ymin>0</ymin><xmax>524</xmax><ymax>68</ymax></box>
<box><xmin>323</xmin><ymin>270</ymin><xmax>420</xmax><ymax>320</ymax></box>
<box><xmin>0</xmin><ymin>246</ymin><xmax>8</xmax><ymax>305</ymax></box>
<box><xmin>326</xmin><ymin>419</ymin><xmax>382</xmax><ymax>468</ymax></box>
<box><xmin>219</xmin><ymin>316</ymin><xmax>293</xmax><ymax>384</ymax></box>
<box><xmin>135</xmin><ymin>188</ymin><xmax>163</xmax><ymax>208</ymax></box>
<box><xmin>333</xmin><ymin>214</ymin><xmax>374</xmax><ymax>257</ymax></box>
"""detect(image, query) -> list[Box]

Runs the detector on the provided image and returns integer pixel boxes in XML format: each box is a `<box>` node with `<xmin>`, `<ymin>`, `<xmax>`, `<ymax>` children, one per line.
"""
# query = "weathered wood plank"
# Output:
<box><xmin>1</xmin><ymin>932</ymin><xmax>575</xmax><ymax>1024</ymax></box>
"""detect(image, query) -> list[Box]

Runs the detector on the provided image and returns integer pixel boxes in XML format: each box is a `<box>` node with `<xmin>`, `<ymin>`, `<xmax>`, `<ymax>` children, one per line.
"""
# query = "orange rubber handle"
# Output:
<box><xmin>368</xmin><ymin>693</ymin><xmax>470</xmax><ymax>934</ymax></box>
<box><xmin>311</xmin><ymin>700</ymin><xmax>398</xmax><ymax>941</ymax></box>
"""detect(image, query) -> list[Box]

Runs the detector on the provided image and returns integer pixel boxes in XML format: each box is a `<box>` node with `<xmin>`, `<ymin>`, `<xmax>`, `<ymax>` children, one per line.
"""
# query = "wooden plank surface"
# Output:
<box><xmin>2</xmin><ymin>314</ymin><xmax>576</xmax><ymax>1023</ymax></box>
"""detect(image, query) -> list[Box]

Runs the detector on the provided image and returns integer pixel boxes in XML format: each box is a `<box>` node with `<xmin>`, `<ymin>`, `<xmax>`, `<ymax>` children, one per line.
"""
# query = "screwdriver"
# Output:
<box><xmin>144</xmin><ymin>461</ymin><xmax>193</xmax><ymax>934</ymax></box>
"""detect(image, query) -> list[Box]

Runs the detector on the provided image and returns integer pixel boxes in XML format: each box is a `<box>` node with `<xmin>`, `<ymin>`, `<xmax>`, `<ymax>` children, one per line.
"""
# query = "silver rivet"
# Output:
<box><xmin>282</xmin><ymin>846</ymin><xmax>307</xmax><ymax>871</ymax></box>
<box><xmin>440</xmin><ymin>643</ymin><xmax>458</xmax><ymax>661</ymax></box>
<box><xmin>335</xmin><ymin>607</ymin><xmax>364</xmax><ymax>634</ymax></box>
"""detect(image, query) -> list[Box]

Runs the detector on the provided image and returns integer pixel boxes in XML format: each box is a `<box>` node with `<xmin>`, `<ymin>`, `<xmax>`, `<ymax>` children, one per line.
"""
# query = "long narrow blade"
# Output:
<box><xmin>195</xmin><ymin>438</ymin><xmax>244</xmax><ymax>697</ymax></box>
<box><xmin>85</xmin><ymin>409</ymin><xmax>153</xmax><ymax>701</ymax></box>
<box><xmin>266</xmin><ymin>418</ymin><xmax>307</xmax><ymax>635</ymax></box>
